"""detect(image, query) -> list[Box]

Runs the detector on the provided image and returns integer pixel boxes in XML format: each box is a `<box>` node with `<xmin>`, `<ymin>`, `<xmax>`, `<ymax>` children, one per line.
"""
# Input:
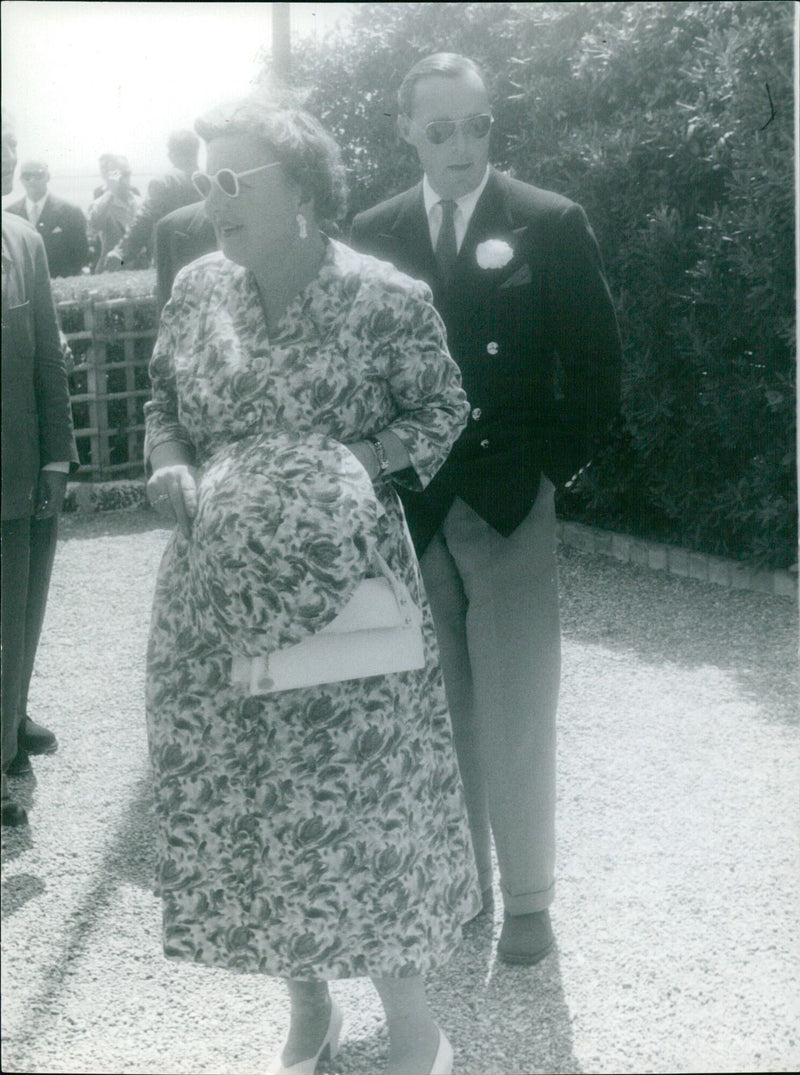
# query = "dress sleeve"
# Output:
<box><xmin>379</xmin><ymin>278</ymin><xmax>470</xmax><ymax>491</ymax></box>
<box><xmin>143</xmin><ymin>274</ymin><xmax>196</xmax><ymax>467</ymax></box>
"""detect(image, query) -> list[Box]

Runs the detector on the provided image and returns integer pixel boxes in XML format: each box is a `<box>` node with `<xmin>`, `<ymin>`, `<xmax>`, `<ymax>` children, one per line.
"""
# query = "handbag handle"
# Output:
<box><xmin>371</xmin><ymin>551</ymin><xmax>420</xmax><ymax>627</ymax></box>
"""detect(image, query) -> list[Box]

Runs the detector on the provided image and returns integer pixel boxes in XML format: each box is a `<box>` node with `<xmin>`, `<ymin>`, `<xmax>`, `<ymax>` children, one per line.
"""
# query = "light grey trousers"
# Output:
<box><xmin>419</xmin><ymin>481</ymin><xmax>559</xmax><ymax>915</ymax></box>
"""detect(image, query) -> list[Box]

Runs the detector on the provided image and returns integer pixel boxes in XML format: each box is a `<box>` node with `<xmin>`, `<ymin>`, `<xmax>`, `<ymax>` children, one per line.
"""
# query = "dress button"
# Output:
<box><xmin>486</xmin><ymin>341</ymin><xmax>499</xmax><ymax>355</ymax></box>
<box><xmin>472</xmin><ymin>407</ymin><xmax>482</xmax><ymax>421</ymax></box>
<box><xmin>480</xmin><ymin>439</ymin><xmax>490</xmax><ymax>449</ymax></box>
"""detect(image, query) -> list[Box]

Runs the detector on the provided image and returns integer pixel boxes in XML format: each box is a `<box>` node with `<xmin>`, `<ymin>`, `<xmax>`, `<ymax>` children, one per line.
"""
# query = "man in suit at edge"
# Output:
<box><xmin>1</xmin><ymin>110</ymin><xmax>79</xmax><ymax>825</ymax></box>
<box><xmin>153</xmin><ymin>199</ymin><xmax>217</xmax><ymax>311</ymax></box>
<box><xmin>106</xmin><ymin>129</ymin><xmax>203</xmax><ymax>271</ymax></box>
<box><xmin>351</xmin><ymin>54</ymin><xmax>622</xmax><ymax>964</ymax></box>
<box><xmin>6</xmin><ymin>159</ymin><xmax>89</xmax><ymax>277</ymax></box>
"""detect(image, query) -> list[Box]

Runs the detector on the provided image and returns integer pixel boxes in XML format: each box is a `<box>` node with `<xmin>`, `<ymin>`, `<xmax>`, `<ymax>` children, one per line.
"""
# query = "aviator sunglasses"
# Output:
<box><xmin>411</xmin><ymin>113</ymin><xmax>493</xmax><ymax>146</ymax></box>
<box><xmin>192</xmin><ymin>161</ymin><xmax>281</xmax><ymax>199</ymax></box>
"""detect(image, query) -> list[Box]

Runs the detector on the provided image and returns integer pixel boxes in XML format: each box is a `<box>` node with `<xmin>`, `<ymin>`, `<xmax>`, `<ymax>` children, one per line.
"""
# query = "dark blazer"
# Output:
<box><xmin>6</xmin><ymin>193</ymin><xmax>89</xmax><ymax>278</ymax></box>
<box><xmin>1</xmin><ymin>213</ymin><xmax>79</xmax><ymax>520</ymax></box>
<box><xmin>116</xmin><ymin>170</ymin><xmax>202</xmax><ymax>267</ymax></box>
<box><xmin>154</xmin><ymin>201</ymin><xmax>217</xmax><ymax>310</ymax></box>
<box><xmin>351</xmin><ymin>167</ymin><xmax>622</xmax><ymax>552</ymax></box>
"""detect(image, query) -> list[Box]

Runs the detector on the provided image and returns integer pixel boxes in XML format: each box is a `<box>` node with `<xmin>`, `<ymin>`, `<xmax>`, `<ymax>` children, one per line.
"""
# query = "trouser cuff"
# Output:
<box><xmin>501</xmin><ymin>881</ymin><xmax>555</xmax><ymax>916</ymax></box>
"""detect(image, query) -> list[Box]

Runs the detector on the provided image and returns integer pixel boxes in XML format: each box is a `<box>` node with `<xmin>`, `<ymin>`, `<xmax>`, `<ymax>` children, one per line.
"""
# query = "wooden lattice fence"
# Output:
<box><xmin>56</xmin><ymin>284</ymin><xmax>158</xmax><ymax>481</ymax></box>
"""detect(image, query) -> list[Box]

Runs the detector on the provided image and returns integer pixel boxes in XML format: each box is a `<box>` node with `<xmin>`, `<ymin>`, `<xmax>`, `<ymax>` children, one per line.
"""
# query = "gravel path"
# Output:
<box><xmin>2</xmin><ymin>509</ymin><xmax>797</xmax><ymax>1075</ymax></box>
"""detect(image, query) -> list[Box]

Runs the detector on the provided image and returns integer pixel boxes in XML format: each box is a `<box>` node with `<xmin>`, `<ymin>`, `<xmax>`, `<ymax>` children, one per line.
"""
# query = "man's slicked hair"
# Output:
<box><xmin>397</xmin><ymin>53</ymin><xmax>488</xmax><ymax>117</ymax></box>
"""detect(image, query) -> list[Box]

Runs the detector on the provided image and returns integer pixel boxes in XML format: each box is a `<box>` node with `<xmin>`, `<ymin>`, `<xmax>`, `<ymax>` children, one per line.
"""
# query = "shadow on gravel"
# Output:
<box><xmin>0</xmin><ymin>774</ymin><xmax>36</xmax><ymax>864</ymax></box>
<box><xmin>559</xmin><ymin>548</ymin><xmax>799</xmax><ymax>727</ymax></box>
<box><xmin>4</xmin><ymin>774</ymin><xmax>157</xmax><ymax>1047</ymax></box>
<box><xmin>426</xmin><ymin>915</ymin><xmax>581</xmax><ymax>1075</ymax></box>
<box><xmin>1</xmin><ymin>872</ymin><xmax>47</xmax><ymax>920</ymax></box>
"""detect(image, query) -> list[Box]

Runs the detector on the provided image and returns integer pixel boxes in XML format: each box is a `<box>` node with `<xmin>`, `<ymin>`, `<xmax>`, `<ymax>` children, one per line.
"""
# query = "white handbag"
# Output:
<box><xmin>230</xmin><ymin>553</ymin><xmax>425</xmax><ymax>695</ymax></box>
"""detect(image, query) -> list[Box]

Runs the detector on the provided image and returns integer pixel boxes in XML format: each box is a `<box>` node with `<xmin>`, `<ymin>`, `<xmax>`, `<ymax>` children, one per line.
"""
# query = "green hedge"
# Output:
<box><xmin>51</xmin><ymin>268</ymin><xmax>156</xmax><ymax>305</ymax></box>
<box><xmin>285</xmin><ymin>0</ymin><xmax>796</xmax><ymax>567</ymax></box>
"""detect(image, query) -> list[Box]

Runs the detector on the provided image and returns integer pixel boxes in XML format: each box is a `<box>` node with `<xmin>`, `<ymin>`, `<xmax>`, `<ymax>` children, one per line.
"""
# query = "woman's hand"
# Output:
<box><xmin>147</xmin><ymin>464</ymin><xmax>199</xmax><ymax>538</ymax></box>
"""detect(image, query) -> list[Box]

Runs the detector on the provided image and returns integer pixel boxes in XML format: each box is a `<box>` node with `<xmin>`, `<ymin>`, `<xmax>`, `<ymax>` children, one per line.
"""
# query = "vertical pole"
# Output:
<box><xmin>272</xmin><ymin>2</ymin><xmax>291</xmax><ymax>82</ymax></box>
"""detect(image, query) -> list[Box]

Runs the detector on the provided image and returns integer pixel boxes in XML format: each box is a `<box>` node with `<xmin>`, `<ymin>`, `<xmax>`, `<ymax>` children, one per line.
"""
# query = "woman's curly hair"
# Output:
<box><xmin>195</xmin><ymin>96</ymin><xmax>347</xmax><ymax>226</ymax></box>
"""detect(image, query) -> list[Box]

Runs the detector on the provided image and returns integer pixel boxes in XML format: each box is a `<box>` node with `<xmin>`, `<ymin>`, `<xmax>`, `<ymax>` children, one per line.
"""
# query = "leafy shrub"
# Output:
<box><xmin>51</xmin><ymin>268</ymin><xmax>156</xmax><ymax>305</ymax></box>
<box><xmin>281</xmin><ymin>1</ymin><xmax>795</xmax><ymax>567</ymax></box>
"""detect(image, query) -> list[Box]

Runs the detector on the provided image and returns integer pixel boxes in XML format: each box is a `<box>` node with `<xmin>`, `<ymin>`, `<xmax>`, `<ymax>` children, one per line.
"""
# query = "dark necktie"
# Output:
<box><xmin>435</xmin><ymin>199</ymin><xmax>458</xmax><ymax>282</ymax></box>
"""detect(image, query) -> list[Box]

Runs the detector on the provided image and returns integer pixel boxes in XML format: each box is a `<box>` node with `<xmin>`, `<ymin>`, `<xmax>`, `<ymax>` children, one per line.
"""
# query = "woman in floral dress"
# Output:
<box><xmin>144</xmin><ymin>98</ymin><xmax>480</xmax><ymax>1075</ymax></box>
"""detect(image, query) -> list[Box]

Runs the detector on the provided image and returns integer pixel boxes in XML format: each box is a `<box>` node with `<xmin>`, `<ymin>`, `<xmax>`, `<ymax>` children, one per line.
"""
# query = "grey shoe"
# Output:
<box><xmin>497</xmin><ymin>909</ymin><xmax>554</xmax><ymax>965</ymax></box>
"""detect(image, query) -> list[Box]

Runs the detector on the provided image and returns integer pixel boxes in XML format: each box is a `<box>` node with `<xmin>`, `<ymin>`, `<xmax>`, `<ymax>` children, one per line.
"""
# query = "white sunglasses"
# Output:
<box><xmin>192</xmin><ymin>161</ymin><xmax>281</xmax><ymax>199</ymax></box>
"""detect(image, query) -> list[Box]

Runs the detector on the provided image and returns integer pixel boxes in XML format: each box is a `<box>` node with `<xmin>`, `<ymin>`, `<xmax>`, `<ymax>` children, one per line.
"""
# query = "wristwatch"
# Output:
<box><xmin>368</xmin><ymin>436</ymin><xmax>390</xmax><ymax>477</ymax></box>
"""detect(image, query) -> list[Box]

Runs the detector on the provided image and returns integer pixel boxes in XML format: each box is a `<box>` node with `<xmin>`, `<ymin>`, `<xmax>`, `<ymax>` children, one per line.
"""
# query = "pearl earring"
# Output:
<box><xmin>296</xmin><ymin>213</ymin><xmax>308</xmax><ymax>240</ymax></box>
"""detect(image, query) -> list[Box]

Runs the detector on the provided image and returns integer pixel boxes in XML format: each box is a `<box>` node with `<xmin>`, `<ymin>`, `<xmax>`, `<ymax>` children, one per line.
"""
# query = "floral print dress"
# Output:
<box><xmin>144</xmin><ymin>239</ymin><xmax>481</xmax><ymax>979</ymax></box>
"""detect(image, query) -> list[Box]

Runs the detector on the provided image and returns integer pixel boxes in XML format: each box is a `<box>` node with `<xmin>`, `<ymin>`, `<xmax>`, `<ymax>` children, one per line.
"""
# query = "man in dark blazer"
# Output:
<box><xmin>2</xmin><ymin>112</ymin><xmax>79</xmax><ymax>825</ymax></box>
<box><xmin>153</xmin><ymin>200</ymin><xmax>217</xmax><ymax>310</ymax></box>
<box><xmin>6</xmin><ymin>159</ymin><xmax>89</xmax><ymax>277</ymax></box>
<box><xmin>351</xmin><ymin>54</ymin><xmax>621</xmax><ymax>964</ymax></box>
<box><xmin>106</xmin><ymin>129</ymin><xmax>203</xmax><ymax>271</ymax></box>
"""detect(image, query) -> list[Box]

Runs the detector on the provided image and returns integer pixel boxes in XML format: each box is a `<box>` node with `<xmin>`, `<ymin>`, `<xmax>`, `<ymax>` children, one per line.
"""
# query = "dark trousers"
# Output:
<box><xmin>1</xmin><ymin>515</ymin><xmax>58</xmax><ymax>770</ymax></box>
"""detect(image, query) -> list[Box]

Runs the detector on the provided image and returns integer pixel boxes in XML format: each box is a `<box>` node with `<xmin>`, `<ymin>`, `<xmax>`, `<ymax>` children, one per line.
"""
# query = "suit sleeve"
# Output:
<box><xmin>32</xmin><ymin>233</ymin><xmax>79</xmax><ymax>468</ymax></box>
<box><xmin>154</xmin><ymin>214</ymin><xmax>177</xmax><ymax>312</ymax></box>
<box><xmin>116</xmin><ymin>177</ymin><xmax>167</xmax><ymax>264</ymax></box>
<box><xmin>541</xmin><ymin>203</ymin><xmax>621</xmax><ymax>486</ymax></box>
<box><xmin>66</xmin><ymin>204</ymin><xmax>89</xmax><ymax>275</ymax></box>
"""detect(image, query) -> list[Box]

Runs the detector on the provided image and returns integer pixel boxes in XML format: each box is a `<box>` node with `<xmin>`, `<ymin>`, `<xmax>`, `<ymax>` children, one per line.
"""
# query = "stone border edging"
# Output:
<box><xmin>557</xmin><ymin>520</ymin><xmax>798</xmax><ymax>599</ymax></box>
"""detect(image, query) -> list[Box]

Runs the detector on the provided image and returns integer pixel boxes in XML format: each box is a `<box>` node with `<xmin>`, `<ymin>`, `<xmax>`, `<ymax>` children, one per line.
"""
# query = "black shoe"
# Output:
<box><xmin>21</xmin><ymin>717</ymin><xmax>57</xmax><ymax>755</ymax></box>
<box><xmin>1</xmin><ymin>797</ymin><xmax>28</xmax><ymax>826</ymax></box>
<box><xmin>497</xmin><ymin>909</ymin><xmax>555</xmax><ymax>965</ymax></box>
<box><xmin>6</xmin><ymin>747</ymin><xmax>32</xmax><ymax>777</ymax></box>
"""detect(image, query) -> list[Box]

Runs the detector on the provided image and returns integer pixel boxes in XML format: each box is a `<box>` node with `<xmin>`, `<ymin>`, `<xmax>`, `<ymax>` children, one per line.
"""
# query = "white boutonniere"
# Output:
<box><xmin>476</xmin><ymin>239</ymin><xmax>514</xmax><ymax>270</ymax></box>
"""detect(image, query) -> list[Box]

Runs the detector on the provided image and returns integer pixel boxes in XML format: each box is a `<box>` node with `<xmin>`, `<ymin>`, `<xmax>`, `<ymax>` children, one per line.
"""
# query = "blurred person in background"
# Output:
<box><xmin>352</xmin><ymin>53</ymin><xmax>622</xmax><ymax>966</ymax></box>
<box><xmin>106</xmin><ymin>129</ymin><xmax>202</xmax><ymax>271</ymax></box>
<box><xmin>143</xmin><ymin>94</ymin><xmax>479</xmax><ymax>1075</ymax></box>
<box><xmin>5</xmin><ymin>158</ymin><xmax>89</xmax><ymax>277</ymax></box>
<box><xmin>87</xmin><ymin>154</ymin><xmax>145</xmax><ymax>272</ymax></box>
<box><xmin>153</xmin><ymin>198</ymin><xmax>216</xmax><ymax>310</ymax></box>
<box><xmin>1</xmin><ymin>109</ymin><xmax>79</xmax><ymax>826</ymax></box>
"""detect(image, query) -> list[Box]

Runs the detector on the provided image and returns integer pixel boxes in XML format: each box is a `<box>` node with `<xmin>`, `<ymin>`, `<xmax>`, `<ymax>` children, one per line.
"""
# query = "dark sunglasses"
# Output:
<box><xmin>21</xmin><ymin>170</ymin><xmax>47</xmax><ymax>180</ymax></box>
<box><xmin>192</xmin><ymin>161</ymin><xmax>280</xmax><ymax>199</ymax></box>
<box><xmin>411</xmin><ymin>113</ymin><xmax>493</xmax><ymax>146</ymax></box>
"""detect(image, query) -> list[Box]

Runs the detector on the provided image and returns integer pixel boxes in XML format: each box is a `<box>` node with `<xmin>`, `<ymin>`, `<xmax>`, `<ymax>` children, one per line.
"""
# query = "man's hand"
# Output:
<box><xmin>147</xmin><ymin>464</ymin><xmax>199</xmax><ymax>538</ymax></box>
<box><xmin>34</xmin><ymin>471</ymin><xmax>68</xmax><ymax>520</ymax></box>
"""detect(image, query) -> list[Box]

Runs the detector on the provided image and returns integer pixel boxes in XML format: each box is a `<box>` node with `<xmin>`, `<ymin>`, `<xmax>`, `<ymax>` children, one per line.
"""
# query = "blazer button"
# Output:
<box><xmin>486</xmin><ymin>341</ymin><xmax>499</xmax><ymax>355</ymax></box>
<box><xmin>480</xmin><ymin>439</ymin><xmax>490</xmax><ymax>449</ymax></box>
<box><xmin>471</xmin><ymin>407</ymin><xmax>482</xmax><ymax>421</ymax></box>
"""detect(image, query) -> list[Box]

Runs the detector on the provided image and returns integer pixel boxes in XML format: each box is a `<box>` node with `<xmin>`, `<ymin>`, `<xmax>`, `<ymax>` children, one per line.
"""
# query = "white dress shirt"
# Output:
<box><xmin>423</xmin><ymin>167</ymin><xmax>490</xmax><ymax>253</ymax></box>
<box><xmin>25</xmin><ymin>194</ymin><xmax>48</xmax><ymax>228</ymax></box>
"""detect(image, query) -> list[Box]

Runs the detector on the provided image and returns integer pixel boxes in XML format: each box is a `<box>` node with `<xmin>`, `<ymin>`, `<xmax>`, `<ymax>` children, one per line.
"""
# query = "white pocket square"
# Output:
<box><xmin>51</xmin><ymin>225</ymin><xmax>63</xmax><ymax>234</ymax></box>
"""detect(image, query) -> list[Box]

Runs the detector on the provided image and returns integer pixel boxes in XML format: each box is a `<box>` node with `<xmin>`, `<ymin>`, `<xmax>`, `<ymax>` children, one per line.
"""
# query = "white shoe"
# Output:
<box><xmin>269</xmin><ymin>999</ymin><xmax>343</xmax><ymax>1075</ymax></box>
<box><xmin>430</xmin><ymin>1028</ymin><xmax>454</xmax><ymax>1075</ymax></box>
